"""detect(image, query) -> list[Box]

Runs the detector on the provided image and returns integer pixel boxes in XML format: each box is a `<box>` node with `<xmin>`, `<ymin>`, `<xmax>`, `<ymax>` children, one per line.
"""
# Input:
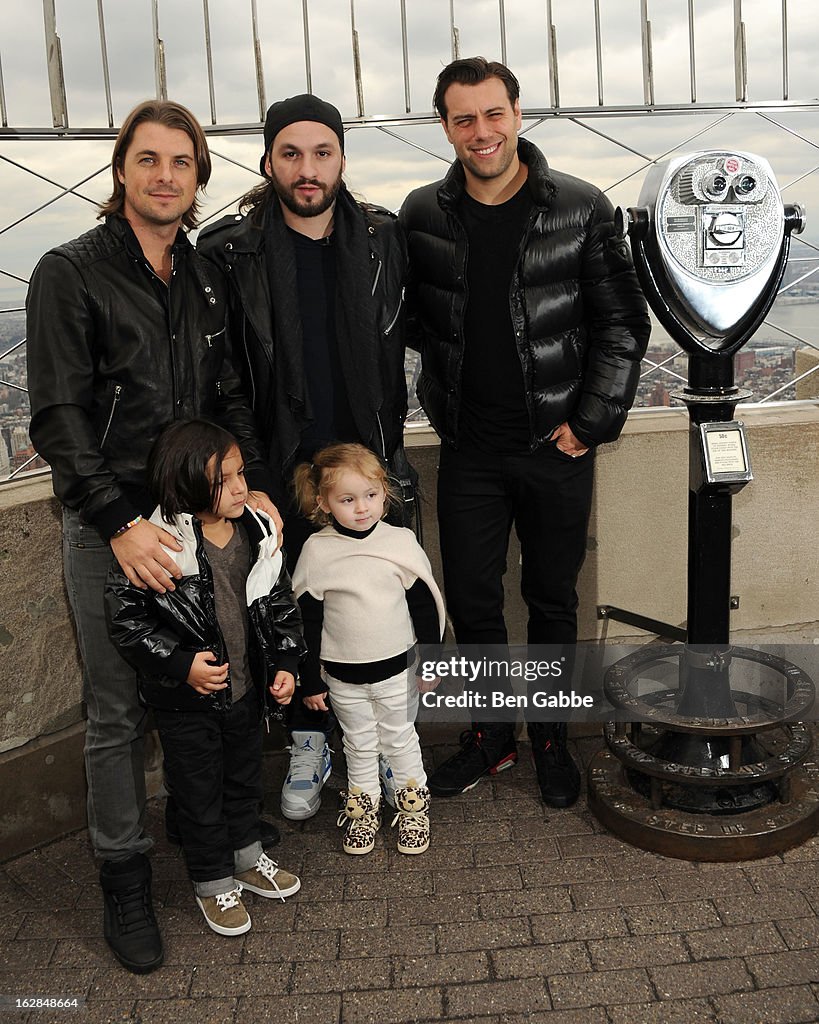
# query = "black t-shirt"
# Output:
<box><xmin>458</xmin><ymin>183</ymin><xmax>533</xmax><ymax>454</ymax></box>
<box><xmin>290</xmin><ymin>228</ymin><xmax>357</xmax><ymax>458</ymax></box>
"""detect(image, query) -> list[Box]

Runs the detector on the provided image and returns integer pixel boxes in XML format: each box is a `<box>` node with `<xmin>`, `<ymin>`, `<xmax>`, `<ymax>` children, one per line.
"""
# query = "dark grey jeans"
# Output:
<box><xmin>62</xmin><ymin>507</ymin><xmax>152</xmax><ymax>862</ymax></box>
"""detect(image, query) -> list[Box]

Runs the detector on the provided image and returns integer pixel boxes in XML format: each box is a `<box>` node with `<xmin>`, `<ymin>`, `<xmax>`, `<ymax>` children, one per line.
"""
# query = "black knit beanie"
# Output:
<box><xmin>260</xmin><ymin>94</ymin><xmax>345</xmax><ymax>175</ymax></box>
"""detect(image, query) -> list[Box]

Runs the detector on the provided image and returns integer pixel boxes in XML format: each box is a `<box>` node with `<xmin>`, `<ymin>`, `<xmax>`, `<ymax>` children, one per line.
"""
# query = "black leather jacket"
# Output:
<box><xmin>399</xmin><ymin>138</ymin><xmax>651</xmax><ymax>449</ymax></box>
<box><xmin>26</xmin><ymin>215</ymin><xmax>269</xmax><ymax>539</ymax></box>
<box><xmin>105</xmin><ymin>507</ymin><xmax>306</xmax><ymax>715</ymax></box>
<box><xmin>198</xmin><ymin>185</ymin><xmax>409</xmax><ymax>506</ymax></box>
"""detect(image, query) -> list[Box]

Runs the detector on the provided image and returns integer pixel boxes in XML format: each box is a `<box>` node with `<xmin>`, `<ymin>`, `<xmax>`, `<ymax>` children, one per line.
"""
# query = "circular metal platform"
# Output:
<box><xmin>588</xmin><ymin>748</ymin><xmax>819</xmax><ymax>861</ymax></box>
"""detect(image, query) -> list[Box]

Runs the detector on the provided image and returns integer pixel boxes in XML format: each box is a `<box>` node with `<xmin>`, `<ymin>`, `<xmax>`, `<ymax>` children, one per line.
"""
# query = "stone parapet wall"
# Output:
<box><xmin>0</xmin><ymin>404</ymin><xmax>816</xmax><ymax>858</ymax></box>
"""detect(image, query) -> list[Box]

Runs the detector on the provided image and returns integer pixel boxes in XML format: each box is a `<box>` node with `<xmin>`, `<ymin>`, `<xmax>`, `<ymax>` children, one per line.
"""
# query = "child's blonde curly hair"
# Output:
<box><xmin>293</xmin><ymin>443</ymin><xmax>399</xmax><ymax>526</ymax></box>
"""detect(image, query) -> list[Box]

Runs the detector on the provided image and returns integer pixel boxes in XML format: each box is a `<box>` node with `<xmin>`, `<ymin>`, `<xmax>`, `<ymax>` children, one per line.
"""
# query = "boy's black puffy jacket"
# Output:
<box><xmin>105</xmin><ymin>507</ymin><xmax>305</xmax><ymax>715</ymax></box>
<box><xmin>399</xmin><ymin>138</ymin><xmax>651</xmax><ymax>450</ymax></box>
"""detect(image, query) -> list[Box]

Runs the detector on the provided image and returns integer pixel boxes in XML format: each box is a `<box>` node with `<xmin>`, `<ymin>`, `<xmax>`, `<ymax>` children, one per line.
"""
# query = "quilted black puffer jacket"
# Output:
<box><xmin>399</xmin><ymin>138</ymin><xmax>651</xmax><ymax>449</ymax></box>
<box><xmin>105</xmin><ymin>507</ymin><xmax>306</xmax><ymax>715</ymax></box>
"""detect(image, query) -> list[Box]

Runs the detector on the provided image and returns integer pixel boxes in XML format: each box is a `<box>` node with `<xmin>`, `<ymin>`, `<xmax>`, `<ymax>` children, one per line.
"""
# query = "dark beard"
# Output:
<box><xmin>271</xmin><ymin>172</ymin><xmax>342</xmax><ymax>219</ymax></box>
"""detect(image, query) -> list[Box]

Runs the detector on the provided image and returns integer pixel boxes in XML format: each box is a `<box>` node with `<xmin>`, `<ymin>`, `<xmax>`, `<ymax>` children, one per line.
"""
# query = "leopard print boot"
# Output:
<box><xmin>392</xmin><ymin>779</ymin><xmax>431</xmax><ymax>855</ymax></box>
<box><xmin>337</xmin><ymin>786</ymin><xmax>381</xmax><ymax>855</ymax></box>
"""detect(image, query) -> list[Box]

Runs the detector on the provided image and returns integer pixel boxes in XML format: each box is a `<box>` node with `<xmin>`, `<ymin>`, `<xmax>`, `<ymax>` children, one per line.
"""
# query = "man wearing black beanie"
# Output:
<box><xmin>199</xmin><ymin>94</ymin><xmax>412</xmax><ymax>822</ymax></box>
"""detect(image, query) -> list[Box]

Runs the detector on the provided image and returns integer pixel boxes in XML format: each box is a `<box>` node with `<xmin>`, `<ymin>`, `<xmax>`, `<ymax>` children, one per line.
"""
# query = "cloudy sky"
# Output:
<box><xmin>2</xmin><ymin>0</ymin><xmax>819</xmax><ymax>303</ymax></box>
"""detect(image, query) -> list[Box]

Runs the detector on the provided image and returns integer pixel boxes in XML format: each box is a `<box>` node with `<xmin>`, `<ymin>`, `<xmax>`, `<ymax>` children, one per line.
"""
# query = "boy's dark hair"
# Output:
<box><xmin>148</xmin><ymin>419</ymin><xmax>239</xmax><ymax>523</ymax></box>
<box><xmin>98</xmin><ymin>99</ymin><xmax>211</xmax><ymax>230</ymax></box>
<box><xmin>433</xmin><ymin>56</ymin><xmax>520</xmax><ymax>120</ymax></box>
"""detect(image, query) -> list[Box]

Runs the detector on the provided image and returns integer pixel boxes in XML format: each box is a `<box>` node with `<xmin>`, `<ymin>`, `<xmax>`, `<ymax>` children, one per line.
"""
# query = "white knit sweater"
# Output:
<box><xmin>291</xmin><ymin>521</ymin><xmax>445</xmax><ymax>664</ymax></box>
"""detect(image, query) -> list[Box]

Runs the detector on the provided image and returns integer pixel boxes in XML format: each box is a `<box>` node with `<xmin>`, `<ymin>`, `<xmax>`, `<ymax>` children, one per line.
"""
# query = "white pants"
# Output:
<box><xmin>326</xmin><ymin>669</ymin><xmax>426</xmax><ymax>803</ymax></box>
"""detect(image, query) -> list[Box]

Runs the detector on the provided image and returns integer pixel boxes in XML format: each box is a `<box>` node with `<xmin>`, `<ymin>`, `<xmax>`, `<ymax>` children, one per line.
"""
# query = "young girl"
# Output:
<box><xmin>106</xmin><ymin>419</ymin><xmax>306</xmax><ymax>937</ymax></box>
<box><xmin>292</xmin><ymin>443</ymin><xmax>445</xmax><ymax>855</ymax></box>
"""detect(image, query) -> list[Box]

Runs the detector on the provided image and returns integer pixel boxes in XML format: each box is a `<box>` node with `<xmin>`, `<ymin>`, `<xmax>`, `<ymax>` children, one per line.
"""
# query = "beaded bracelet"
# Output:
<box><xmin>113</xmin><ymin>514</ymin><xmax>143</xmax><ymax>537</ymax></box>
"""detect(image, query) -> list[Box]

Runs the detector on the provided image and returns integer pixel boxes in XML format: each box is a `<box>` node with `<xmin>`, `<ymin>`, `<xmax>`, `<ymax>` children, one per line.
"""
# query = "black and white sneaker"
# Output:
<box><xmin>428</xmin><ymin>727</ymin><xmax>518</xmax><ymax>797</ymax></box>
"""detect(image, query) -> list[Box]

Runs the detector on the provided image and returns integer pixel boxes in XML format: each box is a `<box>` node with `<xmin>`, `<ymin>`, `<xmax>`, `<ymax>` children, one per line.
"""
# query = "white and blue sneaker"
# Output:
<box><xmin>281</xmin><ymin>731</ymin><xmax>332</xmax><ymax>820</ymax></box>
<box><xmin>379</xmin><ymin>753</ymin><xmax>397</xmax><ymax>809</ymax></box>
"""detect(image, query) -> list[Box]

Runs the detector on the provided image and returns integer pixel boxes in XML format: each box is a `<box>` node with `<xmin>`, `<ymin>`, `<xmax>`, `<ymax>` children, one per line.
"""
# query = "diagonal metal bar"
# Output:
<box><xmin>0</xmin><ymin>378</ymin><xmax>28</xmax><ymax>394</ymax></box>
<box><xmin>8</xmin><ymin>455</ymin><xmax>44</xmax><ymax>481</ymax></box>
<box><xmin>762</xmin><ymin>321</ymin><xmax>819</xmax><ymax>355</ymax></box>
<box><xmin>208</xmin><ymin>148</ymin><xmax>261</xmax><ymax>176</ymax></box>
<box><xmin>0</xmin><ymin>154</ymin><xmax>105</xmax><ymax>205</ymax></box>
<box><xmin>374</xmin><ymin>126</ymin><xmax>452</xmax><ymax>164</ymax></box>
<box><xmin>603</xmin><ymin>112</ymin><xmax>736</xmax><ymax>192</ymax></box>
<box><xmin>757</xmin><ymin>361</ymin><xmax>819</xmax><ymax>402</ymax></box>
<box><xmin>756</xmin><ymin>112</ymin><xmax>819</xmax><ymax>154</ymax></box>
<box><xmin>0</xmin><ymin>167</ymin><xmax>108</xmax><ymax>238</ymax></box>
<box><xmin>567</xmin><ymin>117</ymin><xmax>652</xmax><ymax>162</ymax></box>
<box><xmin>778</xmin><ymin>263</ymin><xmax>819</xmax><ymax>294</ymax></box>
<box><xmin>640</xmin><ymin>352</ymin><xmax>688</xmax><ymax>383</ymax></box>
<box><xmin>780</xmin><ymin>164</ymin><xmax>819</xmax><ymax>192</ymax></box>
<box><xmin>0</xmin><ymin>269</ymin><xmax>31</xmax><ymax>285</ymax></box>
<box><xmin>0</xmin><ymin>338</ymin><xmax>27</xmax><ymax>361</ymax></box>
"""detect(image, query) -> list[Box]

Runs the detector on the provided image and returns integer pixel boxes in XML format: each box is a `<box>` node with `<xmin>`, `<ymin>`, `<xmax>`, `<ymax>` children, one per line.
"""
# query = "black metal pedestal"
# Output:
<box><xmin>588</xmin><ymin>356</ymin><xmax>818</xmax><ymax>860</ymax></box>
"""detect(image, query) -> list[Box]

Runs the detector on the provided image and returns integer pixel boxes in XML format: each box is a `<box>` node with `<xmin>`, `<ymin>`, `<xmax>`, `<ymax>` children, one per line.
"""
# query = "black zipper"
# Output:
<box><xmin>100</xmin><ymin>384</ymin><xmax>122</xmax><ymax>448</ymax></box>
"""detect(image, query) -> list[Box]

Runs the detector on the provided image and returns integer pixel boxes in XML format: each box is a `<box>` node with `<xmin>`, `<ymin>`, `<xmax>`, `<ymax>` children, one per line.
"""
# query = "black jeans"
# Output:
<box><xmin>437</xmin><ymin>441</ymin><xmax>595</xmax><ymax>731</ymax></box>
<box><xmin>281</xmin><ymin>509</ymin><xmax>335</xmax><ymax>735</ymax></box>
<box><xmin>155</xmin><ymin>690</ymin><xmax>263</xmax><ymax>883</ymax></box>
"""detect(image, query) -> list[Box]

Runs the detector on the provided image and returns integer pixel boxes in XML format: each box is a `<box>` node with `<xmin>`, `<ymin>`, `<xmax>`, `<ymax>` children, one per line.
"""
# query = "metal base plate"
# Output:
<box><xmin>588</xmin><ymin>749</ymin><xmax>819</xmax><ymax>861</ymax></box>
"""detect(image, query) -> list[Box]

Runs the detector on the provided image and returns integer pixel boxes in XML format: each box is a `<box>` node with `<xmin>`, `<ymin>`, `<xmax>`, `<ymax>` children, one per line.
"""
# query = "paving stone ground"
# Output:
<box><xmin>2</xmin><ymin>730</ymin><xmax>819</xmax><ymax>1024</ymax></box>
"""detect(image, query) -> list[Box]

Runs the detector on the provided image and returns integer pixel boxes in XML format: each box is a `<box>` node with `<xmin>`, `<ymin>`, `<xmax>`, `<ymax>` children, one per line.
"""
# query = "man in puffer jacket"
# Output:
<box><xmin>399</xmin><ymin>57</ymin><xmax>650</xmax><ymax>808</ymax></box>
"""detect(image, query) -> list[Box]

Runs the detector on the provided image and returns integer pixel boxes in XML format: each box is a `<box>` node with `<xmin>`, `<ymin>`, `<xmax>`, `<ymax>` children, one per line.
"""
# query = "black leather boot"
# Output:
<box><xmin>100</xmin><ymin>853</ymin><xmax>163</xmax><ymax>974</ymax></box>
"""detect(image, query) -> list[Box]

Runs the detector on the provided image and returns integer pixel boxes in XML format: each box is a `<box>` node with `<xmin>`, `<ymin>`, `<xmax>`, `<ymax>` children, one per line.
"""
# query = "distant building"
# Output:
<box><xmin>10</xmin><ymin>425</ymin><xmax>30</xmax><ymax>455</ymax></box>
<box><xmin>795</xmin><ymin>349</ymin><xmax>819</xmax><ymax>400</ymax></box>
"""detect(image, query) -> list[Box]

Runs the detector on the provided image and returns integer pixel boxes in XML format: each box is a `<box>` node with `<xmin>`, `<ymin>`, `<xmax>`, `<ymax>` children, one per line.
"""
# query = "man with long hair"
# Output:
<box><xmin>27</xmin><ymin>100</ymin><xmax>275</xmax><ymax>972</ymax></box>
<box><xmin>199</xmin><ymin>94</ymin><xmax>411</xmax><ymax>824</ymax></box>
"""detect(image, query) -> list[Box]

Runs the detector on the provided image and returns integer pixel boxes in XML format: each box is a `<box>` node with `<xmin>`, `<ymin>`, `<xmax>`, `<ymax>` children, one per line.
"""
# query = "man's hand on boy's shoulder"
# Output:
<box><xmin>111</xmin><ymin>518</ymin><xmax>183</xmax><ymax>593</ymax></box>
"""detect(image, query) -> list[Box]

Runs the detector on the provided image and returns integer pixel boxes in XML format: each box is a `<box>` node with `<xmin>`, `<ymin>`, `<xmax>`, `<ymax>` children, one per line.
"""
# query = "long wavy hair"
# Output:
<box><xmin>98</xmin><ymin>100</ymin><xmax>212</xmax><ymax>231</ymax></box>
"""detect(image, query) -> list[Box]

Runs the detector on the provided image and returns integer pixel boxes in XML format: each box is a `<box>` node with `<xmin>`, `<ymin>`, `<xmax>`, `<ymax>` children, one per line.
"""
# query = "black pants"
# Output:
<box><xmin>281</xmin><ymin>508</ymin><xmax>335</xmax><ymax>734</ymax></box>
<box><xmin>155</xmin><ymin>690</ymin><xmax>262</xmax><ymax>883</ymax></box>
<box><xmin>437</xmin><ymin>441</ymin><xmax>595</xmax><ymax>731</ymax></box>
